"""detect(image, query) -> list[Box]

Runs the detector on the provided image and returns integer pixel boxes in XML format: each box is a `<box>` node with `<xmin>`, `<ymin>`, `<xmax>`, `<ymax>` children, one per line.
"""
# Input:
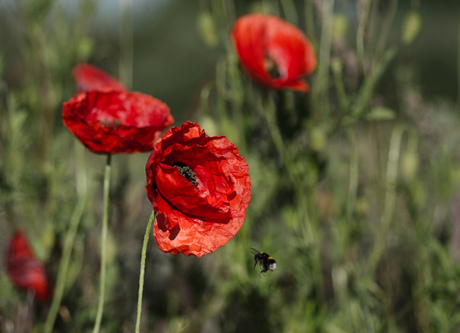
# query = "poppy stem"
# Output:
<box><xmin>135</xmin><ymin>210</ymin><xmax>156</xmax><ymax>333</ymax></box>
<box><xmin>93</xmin><ymin>153</ymin><xmax>112</xmax><ymax>333</ymax></box>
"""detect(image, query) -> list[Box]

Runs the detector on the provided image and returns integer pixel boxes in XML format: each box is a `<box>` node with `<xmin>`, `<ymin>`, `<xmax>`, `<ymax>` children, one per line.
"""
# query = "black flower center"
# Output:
<box><xmin>264</xmin><ymin>55</ymin><xmax>281</xmax><ymax>79</ymax></box>
<box><xmin>173</xmin><ymin>162</ymin><xmax>198</xmax><ymax>186</ymax></box>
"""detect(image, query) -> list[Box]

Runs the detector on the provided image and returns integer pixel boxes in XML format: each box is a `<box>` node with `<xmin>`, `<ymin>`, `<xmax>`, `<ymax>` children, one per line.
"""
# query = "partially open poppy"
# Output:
<box><xmin>232</xmin><ymin>14</ymin><xmax>317</xmax><ymax>92</ymax></box>
<box><xmin>145</xmin><ymin>121</ymin><xmax>251</xmax><ymax>257</ymax></box>
<box><xmin>73</xmin><ymin>63</ymin><xmax>127</xmax><ymax>93</ymax></box>
<box><xmin>63</xmin><ymin>90</ymin><xmax>173</xmax><ymax>154</ymax></box>
<box><xmin>6</xmin><ymin>230</ymin><xmax>53</xmax><ymax>302</ymax></box>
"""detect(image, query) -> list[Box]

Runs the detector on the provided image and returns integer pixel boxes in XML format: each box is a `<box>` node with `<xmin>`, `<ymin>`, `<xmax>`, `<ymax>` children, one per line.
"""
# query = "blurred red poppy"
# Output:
<box><xmin>63</xmin><ymin>90</ymin><xmax>173</xmax><ymax>154</ymax></box>
<box><xmin>6</xmin><ymin>230</ymin><xmax>53</xmax><ymax>302</ymax></box>
<box><xmin>232</xmin><ymin>14</ymin><xmax>317</xmax><ymax>92</ymax></box>
<box><xmin>145</xmin><ymin>121</ymin><xmax>251</xmax><ymax>257</ymax></box>
<box><xmin>73</xmin><ymin>63</ymin><xmax>127</xmax><ymax>93</ymax></box>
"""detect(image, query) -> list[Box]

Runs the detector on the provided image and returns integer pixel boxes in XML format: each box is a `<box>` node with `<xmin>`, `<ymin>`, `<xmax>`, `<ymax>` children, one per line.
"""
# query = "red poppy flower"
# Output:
<box><xmin>145</xmin><ymin>121</ymin><xmax>251</xmax><ymax>257</ymax></box>
<box><xmin>232</xmin><ymin>14</ymin><xmax>317</xmax><ymax>92</ymax></box>
<box><xmin>6</xmin><ymin>230</ymin><xmax>53</xmax><ymax>302</ymax></box>
<box><xmin>63</xmin><ymin>90</ymin><xmax>173</xmax><ymax>154</ymax></box>
<box><xmin>73</xmin><ymin>63</ymin><xmax>127</xmax><ymax>93</ymax></box>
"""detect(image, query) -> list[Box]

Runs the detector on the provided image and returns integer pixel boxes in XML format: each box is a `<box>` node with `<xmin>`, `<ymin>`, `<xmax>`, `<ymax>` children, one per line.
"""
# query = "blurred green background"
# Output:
<box><xmin>2</xmin><ymin>0</ymin><xmax>460</xmax><ymax>332</ymax></box>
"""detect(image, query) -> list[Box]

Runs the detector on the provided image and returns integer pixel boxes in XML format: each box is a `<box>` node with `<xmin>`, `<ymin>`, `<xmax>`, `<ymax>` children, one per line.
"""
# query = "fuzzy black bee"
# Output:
<box><xmin>251</xmin><ymin>248</ymin><xmax>277</xmax><ymax>275</ymax></box>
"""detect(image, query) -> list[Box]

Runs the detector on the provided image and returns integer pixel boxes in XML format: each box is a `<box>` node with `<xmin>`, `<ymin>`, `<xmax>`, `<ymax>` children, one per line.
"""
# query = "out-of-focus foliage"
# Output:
<box><xmin>2</xmin><ymin>0</ymin><xmax>460</xmax><ymax>332</ymax></box>
<box><xmin>402</xmin><ymin>11</ymin><xmax>422</xmax><ymax>45</ymax></box>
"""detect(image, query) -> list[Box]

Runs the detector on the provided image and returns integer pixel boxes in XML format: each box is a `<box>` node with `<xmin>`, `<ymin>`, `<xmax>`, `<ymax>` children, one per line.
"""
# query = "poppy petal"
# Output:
<box><xmin>6</xmin><ymin>230</ymin><xmax>53</xmax><ymax>302</ymax></box>
<box><xmin>63</xmin><ymin>91</ymin><xmax>173</xmax><ymax>154</ymax></box>
<box><xmin>73</xmin><ymin>64</ymin><xmax>127</xmax><ymax>93</ymax></box>
<box><xmin>145</xmin><ymin>121</ymin><xmax>251</xmax><ymax>257</ymax></box>
<box><xmin>232</xmin><ymin>14</ymin><xmax>317</xmax><ymax>91</ymax></box>
<box><xmin>283</xmin><ymin>80</ymin><xmax>310</xmax><ymax>92</ymax></box>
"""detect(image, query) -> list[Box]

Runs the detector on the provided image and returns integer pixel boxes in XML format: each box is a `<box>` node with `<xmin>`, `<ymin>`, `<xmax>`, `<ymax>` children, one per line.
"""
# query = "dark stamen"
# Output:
<box><xmin>173</xmin><ymin>162</ymin><xmax>198</xmax><ymax>186</ymax></box>
<box><xmin>264</xmin><ymin>55</ymin><xmax>281</xmax><ymax>79</ymax></box>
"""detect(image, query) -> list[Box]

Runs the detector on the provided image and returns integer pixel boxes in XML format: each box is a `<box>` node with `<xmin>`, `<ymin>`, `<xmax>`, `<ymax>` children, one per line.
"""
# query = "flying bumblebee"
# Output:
<box><xmin>251</xmin><ymin>248</ymin><xmax>277</xmax><ymax>275</ymax></box>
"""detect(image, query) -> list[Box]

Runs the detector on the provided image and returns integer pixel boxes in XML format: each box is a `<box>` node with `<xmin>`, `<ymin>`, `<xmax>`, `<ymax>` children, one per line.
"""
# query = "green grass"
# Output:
<box><xmin>1</xmin><ymin>0</ymin><xmax>460</xmax><ymax>332</ymax></box>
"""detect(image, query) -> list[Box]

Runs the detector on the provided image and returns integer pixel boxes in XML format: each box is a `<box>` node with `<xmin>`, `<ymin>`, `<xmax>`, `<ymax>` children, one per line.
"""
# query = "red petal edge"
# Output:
<box><xmin>145</xmin><ymin>121</ymin><xmax>251</xmax><ymax>257</ymax></box>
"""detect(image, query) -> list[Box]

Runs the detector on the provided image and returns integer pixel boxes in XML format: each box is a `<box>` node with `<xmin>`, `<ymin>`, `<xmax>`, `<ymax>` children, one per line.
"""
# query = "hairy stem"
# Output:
<box><xmin>135</xmin><ymin>211</ymin><xmax>157</xmax><ymax>333</ymax></box>
<box><xmin>93</xmin><ymin>154</ymin><xmax>112</xmax><ymax>333</ymax></box>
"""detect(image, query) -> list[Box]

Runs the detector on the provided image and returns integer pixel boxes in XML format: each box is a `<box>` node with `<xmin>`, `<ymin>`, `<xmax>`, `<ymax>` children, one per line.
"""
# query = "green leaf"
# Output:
<box><xmin>365</xmin><ymin>107</ymin><xmax>396</xmax><ymax>121</ymax></box>
<box><xmin>332</xmin><ymin>14</ymin><xmax>348</xmax><ymax>42</ymax></box>
<box><xmin>402</xmin><ymin>11</ymin><xmax>422</xmax><ymax>45</ymax></box>
<box><xmin>197</xmin><ymin>12</ymin><xmax>218</xmax><ymax>48</ymax></box>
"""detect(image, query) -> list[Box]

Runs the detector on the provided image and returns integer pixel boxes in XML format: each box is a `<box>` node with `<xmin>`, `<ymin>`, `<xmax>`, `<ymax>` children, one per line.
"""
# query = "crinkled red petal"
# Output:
<box><xmin>63</xmin><ymin>91</ymin><xmax>173</xmax><ymax>154</ymax></box>
<box><xmin>145</xmin><ymin>121</ymin><xmax>251</xmax><ymax>257</ymax></box>
<box><xmin>231</xmin><ymin>15</ymin><xmax>269</xmax><ymax>83</ymax></box>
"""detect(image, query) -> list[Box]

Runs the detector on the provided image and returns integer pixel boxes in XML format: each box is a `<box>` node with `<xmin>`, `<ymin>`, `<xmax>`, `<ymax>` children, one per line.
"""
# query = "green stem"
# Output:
<box><xmin>119</xmin><ymin>0</ymin><xmax>133</xmax><ymax>89</ymax></box>
<box><xmin>351</xmin><ymin>47</ymin><xmax>397</xmax><ymax>120</ymax></box>
<box><xmin>356</xmin><ymin>0</ymin><xmax>371</xmax><ymax>69</ymax></box>
<box><xmin>260</xmin><ymin>94</ymin><xmax>285</xmax><ymax>161</ymax></box>
<box><xmin>44</xmin><ymin>196</ymin><xmax>86</xmax><ymax>332</ymax></box>
<box><xmin>200</xmin><ymin>82</ymin><xmax>215</xmax><ymax>117</ymax></box>
<box><xmin>368</xmin><ymin>124</ymin><xmax>405</xmax><ymax>271</ymax></box>
<box><xmin>331</xmin><ymin>59</ymin><xmax>350</xmax><ymax>113</ymax></box>
<box><xmin>260</xmin><ymin>94</ymin><xmax>313</xmax><ymax>239</ymax></box>
<box><xmin>304</xmin><ymin>0</ymin><xmax>317</xmax><ymax>49</ymax></box>
<box><xmin>346</xmin><ymin>128</ymin><xmax>359</xmax><ymax>218</ymax></box>
<box><xmin>215</xmin><ymin>58</ymin><xmax>232</xmax><ymax>139</ymax></box>
<box><xmin>135</xmin><ymin>211</ymin><xmax>157</xmax><ymax>333</ymax></box>
<box><xmin>44</xmin><ymin>142</ymin><xmax>88</xmax><ymax>333</ymax></box>
<box><xmin>373</xmin><ymin>0</ymin><xmax>398</xmax><ymax>67</ymax></box>
<box><xmin>226</xmin><ymin>50</ymin><xmax>247</xmax><ymax>154</ymax></box>
<box><xmin>457</xmin><ymin>11</ymin><xmax>460</xmax><ymax>113</ymax></box>
<box><xmin>279</xmin><ymin>0</ymin><xmax>298</xmax><ymax>25</ymax></box>
<box><xmin>311</xmin><ymin>0</ymin><xmax>334</xmax><ymax>119</ymax></box>
<box><xmin>93</xmin><ymin>154</ymin><xmax>112</xmax><ymax>333</ymax></box>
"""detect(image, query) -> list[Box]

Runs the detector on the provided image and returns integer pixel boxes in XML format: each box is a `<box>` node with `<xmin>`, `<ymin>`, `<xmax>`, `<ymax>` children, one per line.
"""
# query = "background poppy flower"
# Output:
<box><xmin>145</xmin><ymin>121</ymin><xmax>251</xmax><ymax>257</ymax></box>
<box><xmin>232</xmin><ymin>14</ymin><xmax>317</xmax><ymax>92</ymax></box>
<box><xmin>6</xmin><ymin>230</ymin><xmax>53</xmax><ymax>302</ymax></box>
<box><xmin>73</xmin><ymin>63</ymin><xmax>127</xmax><ymax>93</ymax></box>
<box><xmin>63</xmin><ymin>90</ymin><xmax>173</xmax><ymax>154</ymax></box>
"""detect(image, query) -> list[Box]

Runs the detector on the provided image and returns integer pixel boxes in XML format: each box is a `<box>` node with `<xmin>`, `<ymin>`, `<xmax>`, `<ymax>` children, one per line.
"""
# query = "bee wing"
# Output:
<box><xmin>250</xmin><ymin>248</ymin><xmax>260</xmax><ymax>255</ymax></box>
